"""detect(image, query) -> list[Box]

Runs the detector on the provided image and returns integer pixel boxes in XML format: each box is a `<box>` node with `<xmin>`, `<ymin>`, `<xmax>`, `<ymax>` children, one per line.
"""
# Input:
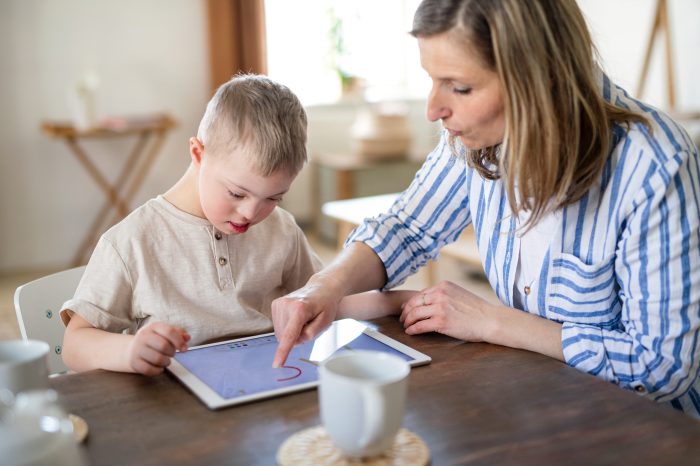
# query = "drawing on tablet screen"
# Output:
<box><xmin>275</xmin><ymin>356</ymin><xmax>322</xmax><ymax>382</ymax></box>
<box><xmin>276</xmin><ymin>365</ymin><xmax>302</xmax><ymax>382</ymax></box>
<box><xmin>173</xmin><ymin>325</ymin><xmax>416</xmax><ymax>401</ymax></box>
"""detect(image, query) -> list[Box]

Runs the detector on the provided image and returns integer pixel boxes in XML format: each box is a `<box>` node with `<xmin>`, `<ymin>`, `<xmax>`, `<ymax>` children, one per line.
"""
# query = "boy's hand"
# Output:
<box><xmin>126</xmin><ymin>322</ymin><xmax>190</xmax><ymax>376</ymax></box>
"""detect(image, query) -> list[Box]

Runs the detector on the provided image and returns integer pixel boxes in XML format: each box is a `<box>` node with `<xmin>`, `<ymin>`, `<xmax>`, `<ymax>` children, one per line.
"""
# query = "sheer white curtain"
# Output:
<box><xmin>265</xmin><ymin>0</ymin><xmax>429</xmax><ymax>105</ymax></box>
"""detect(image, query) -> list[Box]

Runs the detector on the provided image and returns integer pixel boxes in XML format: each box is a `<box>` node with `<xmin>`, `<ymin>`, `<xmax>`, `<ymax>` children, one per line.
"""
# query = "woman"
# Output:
<box><xmin>272</xmin><ymin>0</ymin><xmax>700</xmax><ymax>417</ymax></box>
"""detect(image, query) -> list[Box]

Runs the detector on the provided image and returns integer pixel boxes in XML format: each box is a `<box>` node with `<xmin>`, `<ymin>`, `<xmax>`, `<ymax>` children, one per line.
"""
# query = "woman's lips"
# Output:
<box><xmin>227</xmin><ymin>221</ymin><xmax>249</xmax><ymax>233</ymax></box>
<box><xmin>446</xmin><ymin>128</ymin><xmax>463</xmax><ymax>137</ymax></box>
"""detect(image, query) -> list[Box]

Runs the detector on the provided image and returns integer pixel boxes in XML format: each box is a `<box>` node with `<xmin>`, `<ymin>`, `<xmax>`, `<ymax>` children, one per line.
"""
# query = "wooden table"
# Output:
<box><xmin>50</xmin><ymin>317</ymin><xmax>700</xmax><ymax>466</ymax></box>
<box><xmin>42</xmin><ymin>114</ymin><xmax>176</xmax><ymax>266</ymax></box>
<box><xmin>323</xmin><ymin>193</ymin><xmax>481</xmax><ymax>285</ymax></box>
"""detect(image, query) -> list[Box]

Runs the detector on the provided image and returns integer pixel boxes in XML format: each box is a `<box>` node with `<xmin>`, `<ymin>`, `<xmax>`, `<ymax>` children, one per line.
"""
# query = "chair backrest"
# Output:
<box><xmin>13</xmin><ymin>266</ymin><xmax>86</xmax><ymax>375</ymax></box>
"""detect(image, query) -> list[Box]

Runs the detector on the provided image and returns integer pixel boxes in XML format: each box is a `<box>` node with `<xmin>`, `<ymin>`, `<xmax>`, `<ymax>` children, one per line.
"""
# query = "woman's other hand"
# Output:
<box><xmin>400</xmin><ymin>280</ymin><xmax>498</xmax><ymax>342</ymax></box>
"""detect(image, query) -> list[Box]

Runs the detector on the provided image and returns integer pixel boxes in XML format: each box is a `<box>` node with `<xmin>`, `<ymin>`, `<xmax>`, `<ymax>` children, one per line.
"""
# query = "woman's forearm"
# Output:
<box><xmin>310</xmin><ymin>242</ymin><xmax>388</xmax><ymax>297</ymax></box>
<box><xmin>487</xmin><ymin>305</ymin><xmax>564</xmax><ymax>361</ymax></box>
<box><xmin>338</xmin><ymin>290</ymin><xmax>418</xmax><ymax>320</ymax></box>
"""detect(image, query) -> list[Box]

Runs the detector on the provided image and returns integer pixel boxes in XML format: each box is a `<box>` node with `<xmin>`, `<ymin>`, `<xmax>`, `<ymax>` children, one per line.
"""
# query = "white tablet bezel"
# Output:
<box><xmin>167</xmin><ymin>321</ymin><xmax>431</xmax><ymax>410</ymax></box>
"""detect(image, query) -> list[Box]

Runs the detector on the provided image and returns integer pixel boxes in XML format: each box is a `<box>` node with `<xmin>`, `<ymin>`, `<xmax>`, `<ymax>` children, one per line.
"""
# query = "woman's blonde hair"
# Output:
<box><xmin>197</xmin><ymin>74</ymin><xmax>308</xmax><ymax>176</ymax></box>
<box><xmin>412</xmin><ymin>0</ymin><xmax>648</xmax><ymax>229</ymax></box>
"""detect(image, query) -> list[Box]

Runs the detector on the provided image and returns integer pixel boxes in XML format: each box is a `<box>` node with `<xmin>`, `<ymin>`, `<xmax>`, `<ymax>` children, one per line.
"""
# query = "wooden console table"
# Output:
<box><xmin>42</xmin><ymin>114</ymin><xmax>176</xmax><ymax>266</ymax></box>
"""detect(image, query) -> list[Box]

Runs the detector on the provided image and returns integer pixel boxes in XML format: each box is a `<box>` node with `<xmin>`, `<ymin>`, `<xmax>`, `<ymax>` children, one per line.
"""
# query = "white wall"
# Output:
<box><xmin>578</xmin><ymin>0</ymin><xmax>700</xmax><ymax>112</ymax></box>
<box><xmin>0</xmin><ymin>0</ymin><xmax>210</xmax><ymax>271</ymax></box>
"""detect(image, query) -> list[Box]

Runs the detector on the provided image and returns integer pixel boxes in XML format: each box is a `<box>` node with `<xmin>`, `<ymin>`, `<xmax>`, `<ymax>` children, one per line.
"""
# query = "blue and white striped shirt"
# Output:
<box><xmin>348</xmin><ymin>76</ymin><xmax>700</xmax><ymax>417</ymax></box>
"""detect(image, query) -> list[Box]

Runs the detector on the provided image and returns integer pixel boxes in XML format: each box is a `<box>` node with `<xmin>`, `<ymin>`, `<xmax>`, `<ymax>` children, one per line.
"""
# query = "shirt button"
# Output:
<box><xmin>524</xmin><ymin>286</ymin><xmax>531</xmax><ymax>295</ymax></box>
<box><xmin>218</xmin><ymin>257</ymin><xmax>228</xmax><ymax>266</ymax></box>
<box><xmin>634</xmin><ymin>385</ymin><xmax>646</xmax><ymax>393</ymax></box>
<box><xmin>214</xmin><ymin>232</ymin><xmax>222</xmax><ymax>240</ymax></box>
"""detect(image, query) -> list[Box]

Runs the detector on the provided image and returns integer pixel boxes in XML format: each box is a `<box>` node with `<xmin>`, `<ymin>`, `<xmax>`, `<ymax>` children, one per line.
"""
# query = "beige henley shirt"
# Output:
<box><xmin>61</xmin><ymin>195</ymin><xmax>322</xmax><ymax>345</ymax></box>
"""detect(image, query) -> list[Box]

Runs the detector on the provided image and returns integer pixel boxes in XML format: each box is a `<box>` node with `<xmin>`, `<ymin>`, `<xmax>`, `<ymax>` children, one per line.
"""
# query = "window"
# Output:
<box><xmin>265</xmin><ymin>0</ymin><xmax>429</xmax><ymax>105</ymax></box>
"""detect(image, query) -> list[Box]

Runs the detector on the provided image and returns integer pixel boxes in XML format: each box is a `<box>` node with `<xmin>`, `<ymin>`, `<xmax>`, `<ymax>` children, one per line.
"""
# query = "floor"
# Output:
<box><xmin>0</xmin><ymin>231</ymin><xmax>498</xmax><ymax>341</ymax></box>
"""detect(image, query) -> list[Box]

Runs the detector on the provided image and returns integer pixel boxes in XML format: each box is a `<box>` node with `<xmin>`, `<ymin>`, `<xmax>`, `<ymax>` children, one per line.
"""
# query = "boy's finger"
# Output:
<box><xmin>145</xmin><ymin>334</ymin><xmax>176</xmax><ymax>357</ymax></box>
<box><xmin>140</xmin><ymin>346</ymin><xmax>171</xmax><ymax>368</ymax></box>
<box><xmin>152</xmin><ymin>323</ymin><xmax>190</xmax><ymax>350</ymax></box>
<box><xmin>133</xmin><ymin>359</ymin><xmax>165</xmax><ymax>377</ymax></box>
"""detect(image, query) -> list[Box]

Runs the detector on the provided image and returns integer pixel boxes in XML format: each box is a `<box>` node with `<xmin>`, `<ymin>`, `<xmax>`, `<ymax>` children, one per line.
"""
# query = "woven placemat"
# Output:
<box><xmin>69</xmin><ymin>414</ymin><xmax>88</xmax><ymax>443</ymax></box>
<box><xmin>277</xmin><ymin>426</ymin><xmax>429</xmax><ymax>466</ymax></box>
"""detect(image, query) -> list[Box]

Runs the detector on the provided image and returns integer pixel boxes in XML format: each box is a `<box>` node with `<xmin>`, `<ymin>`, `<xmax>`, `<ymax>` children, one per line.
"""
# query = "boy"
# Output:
<box><xmin>61</xmin><ymin>75</ymin><xmax>413</xmax><ymax>376</ymax></box>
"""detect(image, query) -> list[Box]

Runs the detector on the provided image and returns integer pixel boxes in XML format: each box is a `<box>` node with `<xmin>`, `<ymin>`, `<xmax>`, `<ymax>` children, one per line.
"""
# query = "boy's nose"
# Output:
<box><xmin>239</xmin><ymin>201</ymin><xmax>260</xmax><ymax>221</ymax></box>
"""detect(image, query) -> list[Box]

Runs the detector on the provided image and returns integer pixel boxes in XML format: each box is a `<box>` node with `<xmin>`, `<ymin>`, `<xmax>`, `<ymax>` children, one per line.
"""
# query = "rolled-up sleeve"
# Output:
<box><xmin>562</xmin><ymin>150</ymin><xmax>700</xmax><ymax>402</ymax></box>
<box><xmin>347</xmin><ymin>133</ymin><xmax>472</xmax><ymax>289</ymax></box>
<box><xmin>60</xmin><ymin>236</ymin><xmax>137</xmax><ymax>333</ymax></box>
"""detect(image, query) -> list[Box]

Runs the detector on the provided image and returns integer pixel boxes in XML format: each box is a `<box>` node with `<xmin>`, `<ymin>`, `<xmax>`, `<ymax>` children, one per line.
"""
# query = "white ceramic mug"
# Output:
<box><xmin>0</xmin><ymin>340</ymin><xmax>50</xmax><ymax>399</ymax></box>
<box><xmin>319</xmin><ymin>350</ymin><xmax>410</xmax><ymax>458</ymax></box>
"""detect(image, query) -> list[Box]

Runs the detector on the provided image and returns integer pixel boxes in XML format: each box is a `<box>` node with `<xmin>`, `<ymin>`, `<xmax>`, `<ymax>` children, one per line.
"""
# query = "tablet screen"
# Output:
<box><xmin>173</xmin><ymin>319</ymin><xmax>416</xmax><ymax>401</ymax></box>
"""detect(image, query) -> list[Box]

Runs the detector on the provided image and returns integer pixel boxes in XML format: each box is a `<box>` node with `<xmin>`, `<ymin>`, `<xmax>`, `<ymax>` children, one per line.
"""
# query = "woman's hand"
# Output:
<box><xmin>399</xmin><ymin>280</ymin><xmax>499</xmax><ymax>342</ymax></box>
<box><xmin>126</xmin><ymin>322</ymin><xmax>190</xmax><ymax>376</ymax></box>
<box><xmin>271</xmin><ymin>276</ymin><xmax>345</xmax><ymax>367</ymax></box>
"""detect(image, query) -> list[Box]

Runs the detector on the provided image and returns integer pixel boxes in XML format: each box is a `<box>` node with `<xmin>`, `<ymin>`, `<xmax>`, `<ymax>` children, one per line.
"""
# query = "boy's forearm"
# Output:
<box><xmin>337</xmin><ymin>290</ymin><xmax>418</xmax><ymax>320</ymax></box>
<box><xmin>63</xmin><ymin>326</ymin><xmax>134</xmax><ymax>373</ymax></box>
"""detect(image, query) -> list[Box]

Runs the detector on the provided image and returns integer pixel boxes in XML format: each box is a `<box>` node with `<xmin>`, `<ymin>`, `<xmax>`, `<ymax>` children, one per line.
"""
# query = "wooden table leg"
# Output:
<box><xmin>66</xmin><ymin>137</ymin><xmax>130</xmax><ymax>215</ymax></box>
<box><xmin>336</xmin><ymin>221</ymin><xmax>356</xmax><ymax>250</ymax></box>
<box><xmin>70</xmin><ymin>132</ymin><xmax>150</xmax><ymax>265</ymax></box>
<box><xmin>67</xmin><ymin>130</ymin><xmax>167</xmax><ymax>266</ymax></box>
<box><xmin>106</xmin><ymin>129</ymin><xmax>169</xmax><ymax>227</ymax></box>
<box><xmin>336</xmin><ymin>169</ymin><xmax>353</xmax><ymax>200</ymax></box>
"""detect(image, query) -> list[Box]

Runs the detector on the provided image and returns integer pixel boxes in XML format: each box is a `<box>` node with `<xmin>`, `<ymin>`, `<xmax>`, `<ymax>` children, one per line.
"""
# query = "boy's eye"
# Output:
<box><xmin>228</xmin><ymin>191</ymin><xmax>245</xmax><ymax>199</ymax></box>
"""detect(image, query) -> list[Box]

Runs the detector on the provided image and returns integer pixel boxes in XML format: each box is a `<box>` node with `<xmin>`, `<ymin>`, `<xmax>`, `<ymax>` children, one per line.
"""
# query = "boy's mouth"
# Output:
<box><xmin>227</xmin><ymin>221</ymin><xmax>250</xmax><ymax>233</ymax></box>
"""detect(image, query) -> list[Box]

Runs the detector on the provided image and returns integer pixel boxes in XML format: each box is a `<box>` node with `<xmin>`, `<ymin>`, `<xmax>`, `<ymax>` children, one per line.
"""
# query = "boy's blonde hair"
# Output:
<box><xmin>412</xmin><ymin>0</ymin><xmax>649</xmax><ymax>231</ymax></box>
<box><xmin>197</xmin><ymin>74</ymin><xmax>308</xmax><ymax>176</ymax></box>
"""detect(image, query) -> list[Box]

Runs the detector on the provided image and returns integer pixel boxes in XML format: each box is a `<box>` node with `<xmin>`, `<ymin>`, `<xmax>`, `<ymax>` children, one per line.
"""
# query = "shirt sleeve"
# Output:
<box><xmin>561</xmin><ymin>149</ymin><xmax>700</xmax><ymax>402</ymax></box>
<box><xmin>60</xmin><ymin>235</ymin><xmax>138</xmax><ymax>333</ymax></box>
<box><xmin>346</xmin><ymin>132</ymin><xmax>472</xmax><ymax>289</ymax></box>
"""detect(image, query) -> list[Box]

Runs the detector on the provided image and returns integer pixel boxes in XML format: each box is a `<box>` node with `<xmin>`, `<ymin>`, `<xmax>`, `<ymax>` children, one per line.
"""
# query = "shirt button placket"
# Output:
<box><xmin>213</xmin><ymin>229</ymin><xmax>232</xmax><ymax>288</ymax></box>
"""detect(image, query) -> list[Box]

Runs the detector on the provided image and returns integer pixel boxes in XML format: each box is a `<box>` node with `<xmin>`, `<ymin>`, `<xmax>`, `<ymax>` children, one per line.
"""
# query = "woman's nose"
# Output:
<box><xmin>426</xmin><ymin>88</ymin><xmax>451</xmax><ymax>122</ymax></box>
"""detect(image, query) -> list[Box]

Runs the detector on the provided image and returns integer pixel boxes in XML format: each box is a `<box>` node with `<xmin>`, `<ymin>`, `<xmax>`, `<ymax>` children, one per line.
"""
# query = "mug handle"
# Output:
<box><xmin>358</xmin><ymin>385</ymin><xmax>383</xmax><ymax>451</ymax></box>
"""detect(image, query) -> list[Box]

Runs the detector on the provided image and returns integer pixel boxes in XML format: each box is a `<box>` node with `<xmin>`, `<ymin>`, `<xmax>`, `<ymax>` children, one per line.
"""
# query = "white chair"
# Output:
<box><xmin>13</xmin><ymin>266</ymin><xmax>86</xmax><ymax>375</ymax></box>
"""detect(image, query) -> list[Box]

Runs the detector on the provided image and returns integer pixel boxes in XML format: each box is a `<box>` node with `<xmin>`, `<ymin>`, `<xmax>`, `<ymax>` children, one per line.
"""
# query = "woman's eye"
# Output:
<box><xmin>228</xmin><ymin>191</ymin><xmax>244</xmax><ymax>199</ymax></box>
<box><xmin>453</xmin><ymin>87</ymin><xmax>472</xmax><ymax>95</ymax></box>
<box><xmin>268</xmin><ymin>198</ymin><xmax>282</xmax><ymax>203</ymax></box>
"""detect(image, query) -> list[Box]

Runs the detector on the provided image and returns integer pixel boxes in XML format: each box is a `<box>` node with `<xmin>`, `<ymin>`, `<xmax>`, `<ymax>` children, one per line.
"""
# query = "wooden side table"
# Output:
<box><xmin>42</xmin><ymin>113</ymin><xmax>177</xmax><ymax>266</ymax></box>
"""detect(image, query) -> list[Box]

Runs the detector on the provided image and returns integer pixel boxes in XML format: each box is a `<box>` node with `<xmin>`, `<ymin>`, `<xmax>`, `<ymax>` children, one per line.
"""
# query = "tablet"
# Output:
<box><xmin>167</xmin><ymin>318</ymin><xmax>431</xmax><ymax>410</ymax></box>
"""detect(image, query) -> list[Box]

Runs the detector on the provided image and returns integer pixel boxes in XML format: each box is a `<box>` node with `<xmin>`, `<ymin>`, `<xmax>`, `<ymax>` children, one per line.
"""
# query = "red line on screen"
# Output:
<box><xmin>276</xmin><ymin>365</ymin><xmax>302</xmax><ymax>382</ymax></box>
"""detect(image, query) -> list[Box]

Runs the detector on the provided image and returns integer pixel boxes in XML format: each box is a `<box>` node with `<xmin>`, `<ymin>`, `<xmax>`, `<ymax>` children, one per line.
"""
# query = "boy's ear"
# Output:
<box><xmin>189</xmin><ymin>137</ymin><xmax>205</xmax><ymax>165</ymax></box>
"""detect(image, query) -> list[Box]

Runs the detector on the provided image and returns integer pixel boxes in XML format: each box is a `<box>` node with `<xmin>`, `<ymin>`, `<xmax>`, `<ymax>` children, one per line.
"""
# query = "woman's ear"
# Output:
<box><xmin>189</xmin><ymin>137</ymin><xmax>205</xmax><ymax>165</ymax></box>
